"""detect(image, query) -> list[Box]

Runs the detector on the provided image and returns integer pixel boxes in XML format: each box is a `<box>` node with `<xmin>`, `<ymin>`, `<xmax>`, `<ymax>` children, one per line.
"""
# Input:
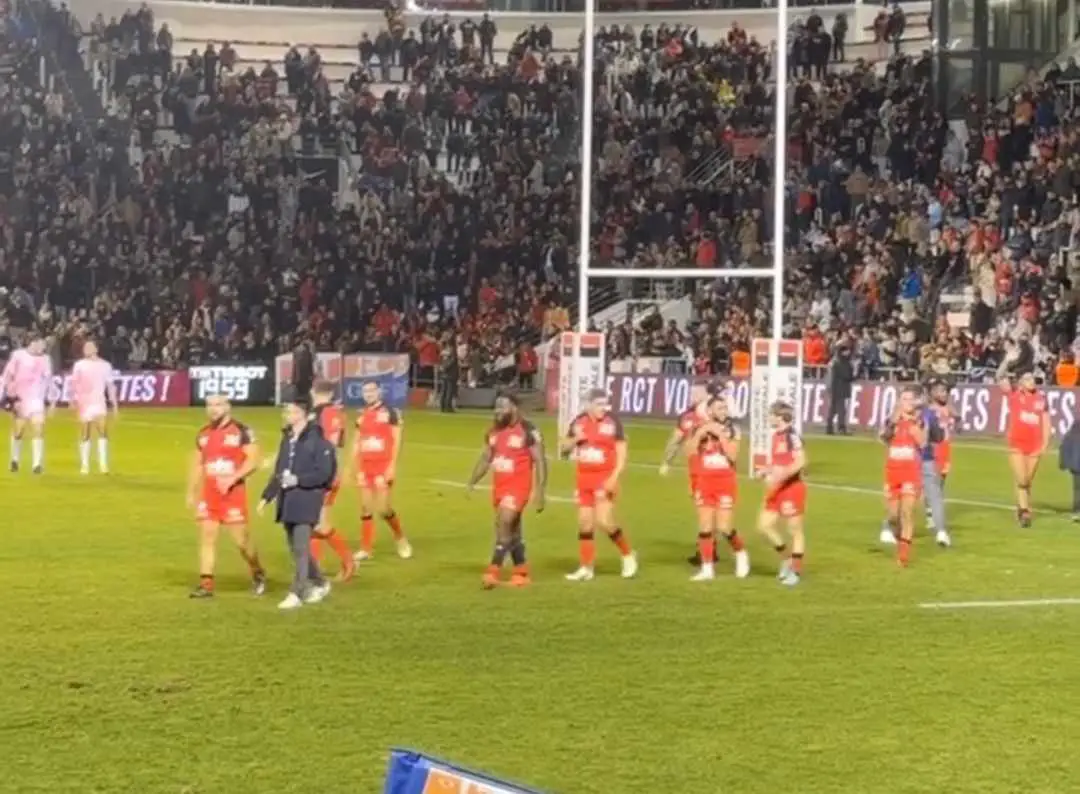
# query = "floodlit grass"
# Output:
<box><xmin>4</xmin><ymin>408</ymin><xmax>1080</xmax><ymax>794</ymax></box>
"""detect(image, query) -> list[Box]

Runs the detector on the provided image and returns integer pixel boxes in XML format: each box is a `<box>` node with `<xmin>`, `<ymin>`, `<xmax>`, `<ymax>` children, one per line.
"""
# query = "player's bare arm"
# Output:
<box><xmin>107</xmin><ymin>379</ymin><xmax>120</xmax><ymax>418</ymax></box>
<box><xmin>659</xmin><ymin>429</ymin><xmax>684</xmax><ymax>475</ymax></box>
<box><xmin>466</xmin><ymin>445</ymin><xmax>493</xmax><ymax>492</ymax></box>
<box><xmin>387</xmin><ymin>419</ymin><xmax>403</xmax><ymax>481</ymax></box>
<box><xmin>719</xmin><ymin>429</ymin><xmax>739</xmax><ymax>464</ymax></box>
<box><xmin>186</xmin><ymin>450</ymin><xmax>203</xmax><ymax>509</ymax></box>
<box><xmin>531</xmin><ymin>430</ymin><xmax>548</xmax><ymax>512</ymax></box>
<box><xmin>604</xmin><ymin>439</ymin><xmax>627</xmax><ymax>492</ymax></box>
<box><xmin>223</xmin><ymin>442</ymin><xmax>260</xmax><ymax>492</ymax></box>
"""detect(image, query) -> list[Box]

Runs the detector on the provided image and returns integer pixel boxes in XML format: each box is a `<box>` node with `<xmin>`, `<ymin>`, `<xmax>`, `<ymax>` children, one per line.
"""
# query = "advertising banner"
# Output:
<box><xmin>606</xmin><ymin>375</ymin><xmax>1080</xmax><ymax>438</ymax></box>
<box><xmin>341</xmin><ymin>354</ymin><xmax>410</xmax><ymax>409</ymax></box>
<box><xmin>188</xmin><ymin>362</ymin><xmax>273</xmax><ymax>405</ymax></box>
<box><xmin>383</xmin><ymin>749</ymin><xmax>542</xmax><ymax>794</ymax></box>
<box><xmin>46</xmin><ymin>370</ymin><xmax>189</xmax><ymax>407</ymax></box>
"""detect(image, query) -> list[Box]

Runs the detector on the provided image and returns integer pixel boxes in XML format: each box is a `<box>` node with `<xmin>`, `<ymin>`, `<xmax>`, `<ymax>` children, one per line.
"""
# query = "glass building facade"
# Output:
<box><xmin>934</xmin><ymin>0</ymin><xmax>1076</xmax><ymax>113</ymax></box>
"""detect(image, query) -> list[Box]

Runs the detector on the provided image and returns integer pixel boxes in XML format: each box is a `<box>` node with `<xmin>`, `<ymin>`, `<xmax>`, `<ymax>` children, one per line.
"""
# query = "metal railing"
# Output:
<box><xmin>687</xmin><ymin>147</ymin><xmax>734</xmax><ymax>188</ymax></box>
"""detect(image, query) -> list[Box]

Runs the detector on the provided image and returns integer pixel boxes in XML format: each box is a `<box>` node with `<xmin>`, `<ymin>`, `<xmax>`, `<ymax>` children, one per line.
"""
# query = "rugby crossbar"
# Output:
<box><xmin>586</xmin><ymin>268</ymin><xmax>776</xmax><ymax>279</ymax></box>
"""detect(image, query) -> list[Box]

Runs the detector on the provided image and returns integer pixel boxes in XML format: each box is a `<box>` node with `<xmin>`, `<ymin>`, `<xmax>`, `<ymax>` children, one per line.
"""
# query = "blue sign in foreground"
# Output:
<box><xmin>383</xmin><ymin>749</ymin><xmax>544</xmax><ymax>794</ymax></box>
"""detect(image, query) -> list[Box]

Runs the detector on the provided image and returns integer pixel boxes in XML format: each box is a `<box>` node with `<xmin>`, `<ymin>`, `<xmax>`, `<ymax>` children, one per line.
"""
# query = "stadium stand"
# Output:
<box><xmin>0</xmin><ymin>0</ymin><xmax>1077</xmax><ymax>388</ymax></box>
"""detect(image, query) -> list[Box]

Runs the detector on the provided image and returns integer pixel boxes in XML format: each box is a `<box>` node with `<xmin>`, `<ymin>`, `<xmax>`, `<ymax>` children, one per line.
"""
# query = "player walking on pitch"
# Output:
<box><xmin>351</xmin><ymin>382</ymin><xmax>412</xmax><ymax>562</ymax></box>
<box><xmin>660</xmin><ymin>383</ymin><xmax>718</xmax><ymax>566</ymax></box>
<box><xmin>999</xmin><ymin>370</ymin><xmax>1050</xmax><ymax>528</ymax></box>
<box><xmin>186</xmin><ymin>395</ymin><xmax>267</xmax><ymax>598</ymax></box>
<box><xmin>71</xmin><ymin>341</ymin><xmax>119</xmax><ymax>474</ymax></box>
<box><xmin>688</xmin><ymin>396</ymin><xmax>749</xmax><ymax>581</ymax></box>
<box><xmin>308</xmin><ymin>380</ymin><xmax>355</xmax><ymax>580</ymax></box>
<box><xmin>2</xmin><ymin>336</ymin><xmax>54</xmax><ymax>473</ymax></box>
<box><xmin>467</xmin><ymin>392</ymin><xmax>548</xmax><ymax>588</ymax></box>
<box><xmin>757</xmin><ymin>401</ymin><xmax>807</xmax><ymax>586</ymax></box>
<box><xmin>880</xmin><ymin>388</ymin><xmax>927</xmax><ymax>567</ymax></box>
<box><xmin>561</xmin><ymin>388</ymin><xmax>638</xmax><ymax>581</ymax></box>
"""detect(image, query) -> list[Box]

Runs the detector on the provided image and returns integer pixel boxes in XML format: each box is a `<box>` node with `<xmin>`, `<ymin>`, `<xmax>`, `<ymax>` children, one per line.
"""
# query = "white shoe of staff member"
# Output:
<box><xmin>621</xmin><ymin>552</ymin><xmax>638</xmax><ymax>579</ymax></box>
<box><xmin>304</xmin><ymin>582</ymin><xmax>331</xmax><ymax>604</ymax></box>
<box><xmin>278</xmin><ymin>593</ymin><xmax>303</xmax><ymax>610</ymax></box>
<box><xmin>935</xmin><ymin>530</ymin><xmax>952</xmax><ymax>548</ymax></box>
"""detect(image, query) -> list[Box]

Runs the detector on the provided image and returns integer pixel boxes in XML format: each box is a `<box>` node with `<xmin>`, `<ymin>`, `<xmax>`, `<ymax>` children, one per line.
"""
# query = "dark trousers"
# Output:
<box><xmin>1072</xmin><ymin>474</ymin><xmax>1080</xmax><ymax>513</ymax></box>
<box><xmin>439</xmin><ymin>374</ymin><xmax>456</xmax><ymax>412</ymax></box>
<box><xmin>284</xmin><ymin>522</ymin><xmax>324</xmax><ymax>595</ymax></box>
<box><xmin>826</xmin><ymin>394</ymin><xmax>849</xmax><ymax>434</ymax></box>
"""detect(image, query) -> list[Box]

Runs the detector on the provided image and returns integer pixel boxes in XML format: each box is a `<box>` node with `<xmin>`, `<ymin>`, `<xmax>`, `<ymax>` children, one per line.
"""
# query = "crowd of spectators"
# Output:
<box><xmin>2</xmin><ymin>0</ymin><xmax>1079</xmax><ymax>392</ymax></box>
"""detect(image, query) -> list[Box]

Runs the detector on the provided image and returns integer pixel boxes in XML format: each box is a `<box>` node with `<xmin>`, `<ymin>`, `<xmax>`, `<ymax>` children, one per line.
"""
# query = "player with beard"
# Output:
<box><xmin>467</xmin><ymin>393</ymin><xmax>547</xmax><ymax>588</ymax></box>
<box><xmin>659</xmin><ymin>381</ymin><xmax>725</xmax><ymax>567</ymax></box>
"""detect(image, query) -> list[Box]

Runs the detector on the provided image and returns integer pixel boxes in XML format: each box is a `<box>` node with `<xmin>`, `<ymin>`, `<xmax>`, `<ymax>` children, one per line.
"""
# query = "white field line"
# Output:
<box><xmin>429</xmin><ymin>478</ymin><xmax>574</xmax><ymax>504</ymax></box>
<box><xmin>117</xmin><ymin>420</ymin><xmax>1016</xmax><ymax>513</ymax></box>
<box><xmin>918</xmin><ymin>598</ymin><xmax>1080</xmax><ymax>610</ymax></box>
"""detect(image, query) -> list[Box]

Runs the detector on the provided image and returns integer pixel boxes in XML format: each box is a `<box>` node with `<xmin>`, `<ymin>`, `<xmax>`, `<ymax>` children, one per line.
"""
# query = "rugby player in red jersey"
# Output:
<box><xmin>881</xmin><ymin>388</ymin><xmax>926</xmax><ymax>567</ymax></box>
<box><xmin>757</xmin><ymin>401</ymin><xmax>808</xmax><ymax>586</ymax></box>
<box><xmin>999</xmin><ymin>370</ymin><xmax>1050</xmax><ymax>528</ymax></box>
<box><xmin>466</xmin><ymin>392</ymin><xmax>547</xmax><ymax>589</ymax></box>
<box><xmin>561</xmin><ymin>388</ymin><xmax>638</xmax><ymax>581</ymax></box>
<box><xmin>660</xmin><ymin>383</ymin><xmax>718</xmax><ymax>566</ymax></box>
<box><xmin>687</xmin><ymin>396</ymin><xmax>749</xmax><ymax>581</ymax></box>
<box><xmin>351</xmin><ymin>382</ymin><xmax>412</xmax><ymax>561</ymax></box>
<box><xmin>307</xmin><ymin>380</ymin><xmax>355</xmax><ymax>580</ymax></box>
<box><xmin>185</xmin><ymin>395</ymin><xmax>267</xmax><ymax>598</ymax></box>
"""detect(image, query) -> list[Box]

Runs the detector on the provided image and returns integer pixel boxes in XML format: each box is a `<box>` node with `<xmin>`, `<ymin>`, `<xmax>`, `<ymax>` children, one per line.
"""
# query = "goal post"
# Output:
<box><xmin>749</xmin><ymin>338</ymin><xmax>804</xmax><ymax>476</ymax></box>
<box><xmin>557</xmin><ymin>331</ymin><xmax>606</xmax><ymax>446</ymax></box>
<box><xmin>572</xmin><ymin>0</ymin><xmax>795</xmax><ymax>460</ymax></box>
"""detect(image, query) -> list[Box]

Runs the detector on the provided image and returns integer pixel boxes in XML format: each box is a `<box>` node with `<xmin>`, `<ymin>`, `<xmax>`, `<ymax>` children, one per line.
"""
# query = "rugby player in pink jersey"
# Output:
<box><xmin>71</xmin><ymin>341</ymin><xmax>119</xmax><ymax>474</ymax></box>
<box><xmin>1</xmin><ymin>337</ymin><xmax>54</xmax><ymax>474</ymax></box>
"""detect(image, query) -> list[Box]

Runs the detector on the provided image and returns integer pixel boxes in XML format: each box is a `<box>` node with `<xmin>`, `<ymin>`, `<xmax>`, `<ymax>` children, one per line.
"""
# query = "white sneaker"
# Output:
<box><xmin>777</xmin><ymin>559</ymin><xmax>792</xmax><ymax>580</ymax></box>
<box><xmin>935</xmin><ymin>530</ymin><xmax>952</xmax><ymax>548</ymax></box>
<box><xmin>79</xmin><ymin>467</ymin><xmax>89</xmax><ymax>476</ymax></box>
<box><xmin>396</xmin><ymin>538</ymin><xmax>413</xmax><ymax>559</ymax></box>
<box><xmin>565</xmin><ymin>566</ymin><xmax>595</xmax><ymax>582</ymax></box>
<box><xmin>100</xmin><ymin>466</ymin><xmax>109</xmax><ymax>475</ymax></box>
<box><xmin>278</xmin><ymin>593</ymin><xmax>303</xmax><ymax>610</ymax></box>
<box><xmin>304</xmin><ymin>582</ymin><xmax>331</xmax><ymax>604</ymax></box>
<box><xmin>620</xmin><ymin>552</ymin><xmax>638</xmax><ymax>579</ymax></box>
<box><xmin>925</xmin><ymin>513</ymin><xmax>936</xmax><ymax>531</ymax></box>
<box><xmin>879</xmin><ymin>528</ymin><xmax>898</xmax><ymax>545</ymax></box>
<box><xmin>352</xmin><ymin>549</ymin><xmax>372</xmax><ymax>563</ymax></box>
<box><xmin>691</xmin><ymin>565</ymin><xmax>716</xmax><ymax>582</ymax></box>
<box><xmin>734</xmin><ymin>550</ymin><xmax>751</xmax><ymax>579</ymax></box>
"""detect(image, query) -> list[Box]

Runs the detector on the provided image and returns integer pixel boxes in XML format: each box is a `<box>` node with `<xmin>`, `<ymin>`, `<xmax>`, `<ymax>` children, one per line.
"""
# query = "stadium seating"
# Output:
<box><xmin>1</xmin><ymin>0</ymin><xmax>1076</xmax><ymax>386</ymax></box>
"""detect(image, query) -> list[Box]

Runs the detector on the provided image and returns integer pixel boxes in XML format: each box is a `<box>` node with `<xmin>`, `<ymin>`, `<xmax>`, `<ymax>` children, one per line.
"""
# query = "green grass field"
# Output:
<box><xmin>5</xmin><ymin>407</ymin><xmax>1080</xmax><ymax>794</ymax></box>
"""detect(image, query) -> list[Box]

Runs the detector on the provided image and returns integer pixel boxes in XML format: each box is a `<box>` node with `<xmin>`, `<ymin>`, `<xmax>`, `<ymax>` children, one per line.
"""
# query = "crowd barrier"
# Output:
<box><xmin>10</xmin><ymin>362</ymin><xmax>1078</xmax><ymax>437</ymax></box>
<box><xmin>600</xmin><ymin>374</ymin><xmax>1080</xmax><ymax>438</ymax></box>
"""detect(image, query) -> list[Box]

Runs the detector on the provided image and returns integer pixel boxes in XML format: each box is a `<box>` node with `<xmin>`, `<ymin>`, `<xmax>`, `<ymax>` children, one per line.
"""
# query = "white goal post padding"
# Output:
<box><xmin>748</xmin><ymin>338</ymin><xmax>804</xmax><ymax>476</ymax></box>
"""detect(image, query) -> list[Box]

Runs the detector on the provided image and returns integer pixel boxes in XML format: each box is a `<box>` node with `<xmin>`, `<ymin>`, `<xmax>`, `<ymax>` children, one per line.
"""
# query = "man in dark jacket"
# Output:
<box><xmin>826</xmin><ymin>344</ymin><xmax>855</xmax><ymax>435</ymax></box>
<box><xmin>259</xmin><ymin>388</ymin><xmax>337</xmax><ymax>610</ymax></box>
<box><xmin>1058</xmin><ymin>420</ymin><xmax>1080</xmax><ymax>521</ymax></box>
